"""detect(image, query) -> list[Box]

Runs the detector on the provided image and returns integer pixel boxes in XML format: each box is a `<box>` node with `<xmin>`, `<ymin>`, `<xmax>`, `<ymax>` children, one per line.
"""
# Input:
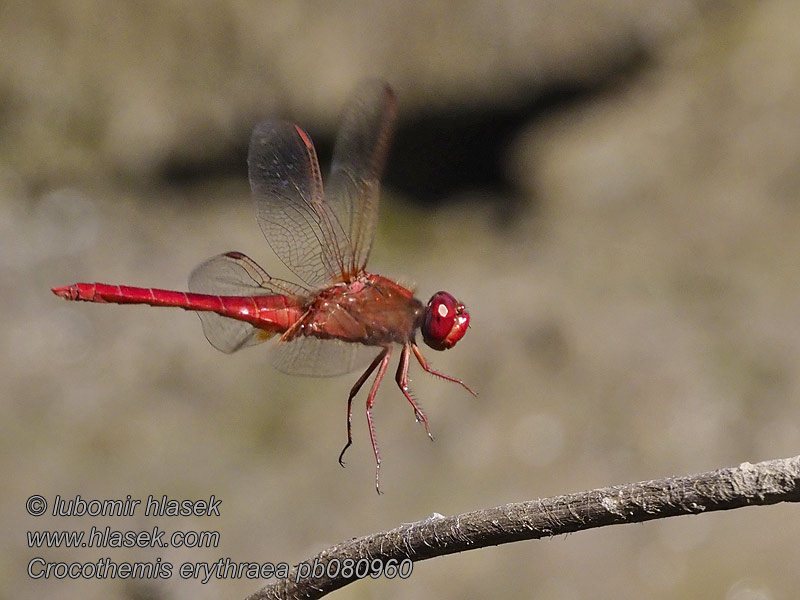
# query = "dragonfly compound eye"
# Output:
<box><xmin>422</xmin><ymin>291</ymin><xmax>470</xmax><ymax>351</ymax></box>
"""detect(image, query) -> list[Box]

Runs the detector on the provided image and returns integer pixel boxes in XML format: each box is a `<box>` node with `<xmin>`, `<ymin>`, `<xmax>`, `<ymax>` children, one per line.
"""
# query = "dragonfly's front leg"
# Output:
<box><xmin>411</xmin><ymin>342</ymin><xmax>476</xmax><ymax>396</ymax></box>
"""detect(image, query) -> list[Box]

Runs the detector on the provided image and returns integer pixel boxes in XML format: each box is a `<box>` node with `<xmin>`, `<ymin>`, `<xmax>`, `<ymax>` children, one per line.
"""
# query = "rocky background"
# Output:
<box><xmin>3</xmin><ymin>1</ymin><xmax>799</xmax><ymax>598</ymax></box>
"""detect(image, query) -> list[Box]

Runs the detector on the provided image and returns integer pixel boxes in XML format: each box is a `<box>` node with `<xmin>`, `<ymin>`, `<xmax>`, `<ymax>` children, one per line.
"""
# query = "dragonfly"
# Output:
<box><xmin>53</xmin><ymin>80</ymin><xmax>474</xmax><ymax>493</ymax></box>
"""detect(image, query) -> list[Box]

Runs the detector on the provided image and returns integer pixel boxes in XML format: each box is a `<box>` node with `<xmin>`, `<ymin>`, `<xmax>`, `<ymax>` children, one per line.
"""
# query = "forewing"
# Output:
<box><xmin>248</xmin><ymin>81</ymin><xmax>397</xmax><ymax>288</ymax></box>
<box><xmin>326</xmin><ymin>80</ymin><xmax>397</xmax><ymax>276</ymax></box>
<box><xmin>188</xmin><ymin>252</ymin><xmax>305</xmax><ymax>353</ymax></box>
<box><xmin>248</xmin><ymin>121</ymin><xmax>346</xmax><ymax>288</ymax></box>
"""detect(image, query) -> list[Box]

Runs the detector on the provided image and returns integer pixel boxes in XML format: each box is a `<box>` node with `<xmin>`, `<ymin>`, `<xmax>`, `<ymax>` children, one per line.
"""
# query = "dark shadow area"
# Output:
<box><xmin>385</xmin><ymin>82</ymin><xmax>590</xmax><ymax>226</ymax></box>
<box><xmin>160</xmin><ymin>131</ymin><xmax>251</xmax><ymax>187</ymax></box>
<box><xmin>160</xmin><ymin>43</ymin><xmax>650</xmax><ymax>227</ymax></box>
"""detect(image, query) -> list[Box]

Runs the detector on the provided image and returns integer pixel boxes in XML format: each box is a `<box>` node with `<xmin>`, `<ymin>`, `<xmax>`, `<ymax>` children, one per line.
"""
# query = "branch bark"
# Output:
<box><xmin>246</xmin><ymin>455</ymin><xmax>800</xmax><ymax>600</ymax></box>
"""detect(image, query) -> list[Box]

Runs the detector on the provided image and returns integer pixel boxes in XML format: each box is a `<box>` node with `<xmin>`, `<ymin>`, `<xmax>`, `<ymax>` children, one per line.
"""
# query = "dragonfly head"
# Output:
<box><xmin>421</xmin><ymin>291</ymin><xmax>470</xmax><ymax>351</ymax></box>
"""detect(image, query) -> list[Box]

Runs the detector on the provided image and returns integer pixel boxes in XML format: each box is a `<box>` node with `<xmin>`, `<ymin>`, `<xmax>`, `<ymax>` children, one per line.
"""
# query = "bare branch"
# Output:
<box><xmin>246</xmin><ymin>455</ymin><xmax>800</xmax><ymax>600</ymax></box>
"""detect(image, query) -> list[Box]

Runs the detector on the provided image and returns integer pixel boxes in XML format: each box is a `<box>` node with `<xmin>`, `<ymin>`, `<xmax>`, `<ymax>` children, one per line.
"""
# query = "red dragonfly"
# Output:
<box><xmin>53</xmin><ymin>80</ymin><xmax>474</xmax><ymax>492</ymax></box>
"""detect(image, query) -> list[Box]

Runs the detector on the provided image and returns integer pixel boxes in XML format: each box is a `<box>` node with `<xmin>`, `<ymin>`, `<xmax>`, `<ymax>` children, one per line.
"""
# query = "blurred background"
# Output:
<box><xmin>3</xmin><ymin>0</ymin><xmax>800</xmax><ymax>598</ymax></box>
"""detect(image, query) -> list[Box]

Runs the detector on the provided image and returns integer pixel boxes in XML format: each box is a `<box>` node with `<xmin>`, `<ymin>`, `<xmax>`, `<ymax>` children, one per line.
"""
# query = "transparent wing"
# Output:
<box><xmin>247</xmin><ymin>80</ymin><xmax>397</xmax><ymax>288</ymax></box>
<box><xmin>271</xmin><ymin>336</ymin><xmax>382</xmax><ymax>377</ymax></box>
<box><xmin>188</xmin><ymin>253</ymin><xmax>376</xmax><ymax>376</ymax></box>
<box><xmin>325</xmin><ymin>79</ymin><xmax>397</xmax><ymax>277</ymax></box>
<box><xmin>248</xmin><ymin>120</ymin><xmax>345</xmax><ymax>288</ymax></box>
<box><xmin>188</xmin><ymin>252</ymin><xmax>306</xmax><ymax>353</ymax></box>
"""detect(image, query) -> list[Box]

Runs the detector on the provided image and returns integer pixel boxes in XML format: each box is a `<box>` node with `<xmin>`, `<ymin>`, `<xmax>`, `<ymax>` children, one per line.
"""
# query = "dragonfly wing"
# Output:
<box><xmin>193</xmin><ymin>313</ymin><xmax>269</xmax><ymax>354</ymax></box>
<box><xmin>249</xmin><ymin>120</ymin><xmax>346</xmax><ymax>288</ymax></box>
<box><xmin>271</xmin><ymin>336</ymin><xmax>381</xmax><ymax>377</ymax></box>
<box><xmin>326</xmin><ymin>80</ymin><xmax>397</xmax><ymax>276</ymax></box>
<box><xmin>188</xmin><ymin>252</ymin><xmax>305</xmax><ymax>353</ymax></box>
<box><xmin>248</xmin><ymin>81</ymin><xmax>397</xmax><ymax>288</ymax></box>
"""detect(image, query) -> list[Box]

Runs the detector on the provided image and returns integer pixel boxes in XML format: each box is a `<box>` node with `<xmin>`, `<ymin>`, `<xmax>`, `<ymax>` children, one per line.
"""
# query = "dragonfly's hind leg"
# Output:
<box><xmin>338</xmin><ymin>346</ymin><xmax>391</xmax><ymax>485</ymax></box>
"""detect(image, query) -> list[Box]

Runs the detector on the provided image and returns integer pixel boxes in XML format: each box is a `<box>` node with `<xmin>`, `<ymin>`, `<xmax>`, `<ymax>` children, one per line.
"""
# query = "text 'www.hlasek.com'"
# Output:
<box><xmin>25</xmin><ymin>494</ymin><xmax>412</xmax><ymax>584</ymax></box>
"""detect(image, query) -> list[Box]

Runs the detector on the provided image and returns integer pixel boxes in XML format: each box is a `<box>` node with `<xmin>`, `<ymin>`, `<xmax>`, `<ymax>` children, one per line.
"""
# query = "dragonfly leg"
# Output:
<box><xmin>338</xmin><ymin>348</ymin><xmax>387</xmax><ymax>467</ymax></box>
<box><xmin>396</xmin><ymin>343</ymin><xmax>433</xmax><ymax>441</ymax></box>
<box><xmin>278</xmin><ymin>307</ymin><xmax>312</xmax><ymax>343</ymax></box>
<box><xmin>411</xmin><ymin>343</ymin><xmax>477</xmax><ymax>396</ymax></box>
<box><xmin>364</xmin><ymin>346</ymin><xmax>392</xmax><ymax>494</ymax></box>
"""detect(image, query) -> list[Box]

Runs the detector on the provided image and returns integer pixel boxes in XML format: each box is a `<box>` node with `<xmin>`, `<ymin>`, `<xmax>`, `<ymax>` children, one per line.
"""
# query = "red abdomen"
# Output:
<box><xmin>52</xmin><ymin>282</ymin><xmax>304</xmax><ymax>334</ymax></box>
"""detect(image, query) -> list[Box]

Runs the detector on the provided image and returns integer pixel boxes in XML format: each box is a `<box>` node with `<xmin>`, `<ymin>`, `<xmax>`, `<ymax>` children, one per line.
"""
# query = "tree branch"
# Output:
<box><xmin>246</xmin><ymin>455</ymin><xmax>800</xmax><ymax>600</ymax></box>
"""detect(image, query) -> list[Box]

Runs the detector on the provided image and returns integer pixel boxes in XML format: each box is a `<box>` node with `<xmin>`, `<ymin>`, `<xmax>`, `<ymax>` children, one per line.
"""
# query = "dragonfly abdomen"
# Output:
<box><xmin>52</xmin><ymin>283</ymin><xmax>303</xmax><ymax>333</ymax></box>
